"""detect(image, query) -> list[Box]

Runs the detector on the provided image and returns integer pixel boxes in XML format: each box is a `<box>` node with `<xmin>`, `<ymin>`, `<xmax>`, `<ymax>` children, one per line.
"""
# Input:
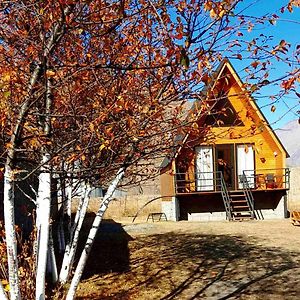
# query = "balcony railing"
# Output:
<box><xmin>175</xmin><ymin>171</ymin><xmax>223</xmax><ymax>194</ymax></box>
<box><xmin>242</xmin><ymin>168</ymin><xmax>290</xmax><ymax>190</ymax></box>
<box><xmin>174</xmin><ymin>168</ymin><xmax>290</xmax><ymax>194</ymax></box>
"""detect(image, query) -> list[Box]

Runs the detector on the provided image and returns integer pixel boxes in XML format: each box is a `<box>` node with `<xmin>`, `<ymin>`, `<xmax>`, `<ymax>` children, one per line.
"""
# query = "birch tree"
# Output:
<box><xmin>66</xmin><ymin>167</ymin><xmax>126</xmax><ymax>300</ymax></box>
<box><xmin>59</xmin><ymin>183</ymin><xmax>92</xmax><ymax>284</ymax></box>
<box><xmin>1</xmin><ymin>3</ymin><xmax>76</xmax><ymax>299</ymax></box>
<box><xmin>35</xmin><ymin>75</ymin><xmax>53</xmax><ymax>299</ymax></box>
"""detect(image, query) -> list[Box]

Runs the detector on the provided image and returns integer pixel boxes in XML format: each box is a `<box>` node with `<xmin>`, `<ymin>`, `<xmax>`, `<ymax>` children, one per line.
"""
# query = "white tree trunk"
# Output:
<box><xmin>59</xmin><ymin>184</ymin><xmax>92</xmax><ymax>284</ymax></box>
<box><xmin>0</xmin><ymin>281</ymin><xmax>8</xmax><ymax>300</ymax></box>
<box><xmin>3</xmin><ymin>165</ymin><xmax>21</xmax><ymax>300</ymax></box>
<box><xmin>66</xmin><ymin>178</ymin><xmax>72</xmax><ymax>235</ymax></box>
<box><xmin>66</xmin><ymin>167</ymin><xmax>125</xmax><ymax>300</ymax></box>
<box><xmin>48</xmin><ymin>226</ymin><xmax>58</xmax><ymax>284</ymax></box>
<box><xmin>35</xmin><ymin>153</ymin><xmax>51</xmax><ymax>300</ymax></box>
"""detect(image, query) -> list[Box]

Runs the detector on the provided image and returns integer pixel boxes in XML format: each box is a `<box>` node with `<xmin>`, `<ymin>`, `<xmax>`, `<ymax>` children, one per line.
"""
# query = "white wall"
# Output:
<box><xmin>161</xmin><ymin>197</ymin><xmax>179</xmax><ymax>221</ymax></box>
<box><xmin>287</xmin><ymin>167</ymin><xmax>300</xmax><ymax>211</ymax></box>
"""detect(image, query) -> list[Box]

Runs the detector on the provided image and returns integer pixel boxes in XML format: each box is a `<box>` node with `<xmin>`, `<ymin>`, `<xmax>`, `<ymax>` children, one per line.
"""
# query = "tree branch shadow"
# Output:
<box><xmin>76</xmin><ymin>225</ymin><xmax>300</xmax><ymax>300</ymax></box>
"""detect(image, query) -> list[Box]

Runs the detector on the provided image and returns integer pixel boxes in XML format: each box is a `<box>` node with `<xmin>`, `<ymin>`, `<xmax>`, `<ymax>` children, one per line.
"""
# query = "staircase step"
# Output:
<box><xmin>232</xmin><ymin>214</ymin><xmax>253</xmax><ymax>220</ymax></box>
<box><xmin>231</xmin><ymin>199</ymin><xmax>247</xmax><ymax>202</ymax></box>
<box><xmin>230</xmin><ymin>194</ymin><xmax>246</xmax><ymax>197</ymax></box>
<box><xmin>232</xmin><ymin>205</ymin><xmax>249</xmax><ymax>209</ymax></box>
<box><xmin>232</xmin><ymin>203</ymin><xmax>250</xmax><ymax>208</ymax></box>
<box><xmin>221</xmin><ymin>186</ymin><xmax>256</xmax><ymax>221</ymax></box>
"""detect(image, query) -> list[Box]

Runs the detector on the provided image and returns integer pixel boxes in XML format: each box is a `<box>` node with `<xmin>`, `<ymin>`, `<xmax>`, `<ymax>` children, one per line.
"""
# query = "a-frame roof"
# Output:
<box><xmin>219</xmin><ymin>59</ymin><xmax>289</xmax><ymax>158</ymax></box>
<box><xmin>161</xmin><ymin>58</ymin><xmax>289</xmax><ymax>169</ymax></box>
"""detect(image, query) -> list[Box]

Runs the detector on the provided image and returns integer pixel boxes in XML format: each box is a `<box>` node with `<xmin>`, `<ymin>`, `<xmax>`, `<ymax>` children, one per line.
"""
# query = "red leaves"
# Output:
<box><xmin>285</xmin><ymin>0</ymin><xmax>300</xmax><ymax>13</ymax></box>
<box><xmin>271</xmin><ymin>105</ymin><xmax>276</xmax><ymax>113</ymax></box>
<box><xmin>204</xmin><ymin>0</ymin><xmax>229</xmax><ymax>19</ymax></box>
<box><xmin>58</xmin><ymin>0</ymin><xmax>76</xmax><ymax>5</ymax></box>
<box><xmin>204</xmin><ymin>1</ymin><xmax>213</xmax><ymax>12</ymax></box>
<box><xmin>280</xmin><ymin>39</ymin><xmax>289</xmax><ymax>48</ymax></box>
<box><xmin>246</xmin><ymin>110</ymin><xmax>255</xmax><ymax>122</ymax></box>
<box><xmin>281</xmin><ymin>77</ymin><xmax>296</xmax><ymax>91</ymax></box>
<box><xmin>201</xmin><ymin>73</ymin><xmax>210</xmax><ymax>84</ymax></box>
<box><xmin>251</xmin><ymin>61</ymin><xmax>260</xmax><ymax>69</ymax></box>
<box><xmin>177</xmin><ymin>0</ymin><xmax>187</xmax><ymax>12</ymax></box>
<box><xmin>166</xmin><ymin>48</ymin><xmax>174</xmax><ymax>59</ymax></box>
<box><xmin>269</xmin><ymin>14</ymin><xmax>278</xmax><ymax>25</ymax></box>
<box><xmin>272</xmin><ymin>40</ymin><xmax>290</xmax><ymax>55</ymax></box>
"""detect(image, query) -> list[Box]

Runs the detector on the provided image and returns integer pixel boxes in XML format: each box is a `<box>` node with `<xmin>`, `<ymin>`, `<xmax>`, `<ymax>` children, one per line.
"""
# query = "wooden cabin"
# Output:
<box><xmin>160</xmin><ymin>59</ymin><xmax>290</xmax><ymax>221</ymax></box>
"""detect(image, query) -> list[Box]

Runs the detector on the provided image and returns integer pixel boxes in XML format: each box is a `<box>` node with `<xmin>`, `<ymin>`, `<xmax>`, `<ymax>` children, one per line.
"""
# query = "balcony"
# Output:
<box><xmin>174</xmin><ymin>168</ymin><xmax>290</xmax><ymax>195</ymax></box>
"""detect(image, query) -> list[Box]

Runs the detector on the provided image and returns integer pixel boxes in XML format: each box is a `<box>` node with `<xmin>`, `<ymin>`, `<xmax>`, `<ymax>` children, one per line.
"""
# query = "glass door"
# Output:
<box><xmin>216</xmin><ymin>144</ymin><xmax>234</xmax><ymax>189</ymax></box>
<box><xmin>237</xmin><ymin>144</ymin><xmax>255</xmax><ymax>189</ymax></box>
<box><xmin>195</xmin><ymin>146</ymin><xmax>214</xmax><ymax>191</ymax></box>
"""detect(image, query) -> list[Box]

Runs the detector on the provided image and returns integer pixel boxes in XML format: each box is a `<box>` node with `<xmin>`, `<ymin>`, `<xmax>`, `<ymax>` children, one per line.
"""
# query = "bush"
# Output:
<box><xmin>0</xmin><ymin>222</ymin><xmax>36</xmax><ymax>298</ymax></box>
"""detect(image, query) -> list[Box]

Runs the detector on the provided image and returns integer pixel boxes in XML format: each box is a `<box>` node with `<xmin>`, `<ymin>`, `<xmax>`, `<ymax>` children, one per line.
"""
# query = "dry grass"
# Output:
<box><xmin>72</xmin><ymin>196</ymin><xmax>162</xmax><ymax>221</ymax></box>
<box><xmin>75</xmin><ymin>219</ymin><xmax>300</xmax><ymax>300</ymax></box>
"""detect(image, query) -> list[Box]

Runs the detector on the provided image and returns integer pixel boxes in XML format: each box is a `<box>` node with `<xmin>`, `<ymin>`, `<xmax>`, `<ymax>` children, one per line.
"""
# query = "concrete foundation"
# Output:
<box><xmin>256</xmin><ymin>196</ymin><xmax>287</xmax><ymax>220</ymax></box>
<box><xmin>185</xmin><ymin>196</ymin><xmax>287</xmax><ymax>221</ymax></box>
<box><xmin>161</xmin><ymin>197</ymin><xmax>179</xmax><ymax>221</ymax></box>
<box><xmin>188</xmin><ymin>211</ymin><xmax>227</xmax><ymax>221</ymax></box>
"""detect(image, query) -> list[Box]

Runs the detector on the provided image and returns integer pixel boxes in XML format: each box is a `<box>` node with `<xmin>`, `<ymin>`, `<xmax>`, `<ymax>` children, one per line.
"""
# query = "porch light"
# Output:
<box><xmin>274</xmin><ymin>151</ymin><xmax>278</xmax><ymax>157</ymax></box>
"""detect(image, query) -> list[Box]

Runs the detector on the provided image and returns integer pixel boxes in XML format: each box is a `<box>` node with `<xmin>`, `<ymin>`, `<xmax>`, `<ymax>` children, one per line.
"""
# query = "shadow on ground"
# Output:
<box><xmin>76</xmin><ymin>225</ymin><xmax>300</xmax><ymax>300</ymax></box>
<box><xmin>76</xmin><ymin>215</ymin><xmax>133</xmax><ymax>279</ymax></box>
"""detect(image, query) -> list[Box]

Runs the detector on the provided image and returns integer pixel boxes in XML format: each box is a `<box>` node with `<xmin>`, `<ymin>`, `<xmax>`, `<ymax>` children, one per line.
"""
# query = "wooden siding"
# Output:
<box><xmin>161</xmin><ymin>60</ymin><xmax>288</xmax><ymax>197</ymax></box>
<box><xmin>160</xmin><ymin>161</ymin><xmax>175</xmax><ymax>201</ymax></box>
<box><xmin>208</xmin><ymin>72</ymin><xmax>285</xmax><ymax>178</ymax></box>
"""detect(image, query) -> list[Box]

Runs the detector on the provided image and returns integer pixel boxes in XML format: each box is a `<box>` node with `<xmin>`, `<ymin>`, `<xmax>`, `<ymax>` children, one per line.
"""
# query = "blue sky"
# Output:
<box><xmin>230</xmin><ymin>0</ymin><xmax>300</xmax><ymax>129</ymax></box>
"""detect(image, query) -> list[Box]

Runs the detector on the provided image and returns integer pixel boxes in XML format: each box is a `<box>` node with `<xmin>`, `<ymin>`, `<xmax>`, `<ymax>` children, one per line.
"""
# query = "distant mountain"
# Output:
<box><xmin>275</xmin><ymin>120</ymin><xmax>300</xmax><ymax>167</ymax></box>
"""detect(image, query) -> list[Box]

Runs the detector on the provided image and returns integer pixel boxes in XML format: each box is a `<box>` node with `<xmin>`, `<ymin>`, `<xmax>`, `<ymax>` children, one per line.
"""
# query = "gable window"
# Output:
<box><xmin>206</xmin><ymin>94</ymin><xmax>243</xmax><ymax>127</ymax></box>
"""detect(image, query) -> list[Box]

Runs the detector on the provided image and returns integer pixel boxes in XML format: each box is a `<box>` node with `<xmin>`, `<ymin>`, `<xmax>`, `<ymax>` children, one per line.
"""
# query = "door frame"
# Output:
<box><xmin>215</xmin><ymin>144</ymin><xmax>235</xmax><ymax>190</ymax></box>
<box><xmin>195</xmin><ymin>145</ymin><xmax>215</xmax><ymax>191</ymax></box>
<box><xmin>235</xmin><ymin>143</ymin><xmax>256</xmax><ymax>189</ymax></box>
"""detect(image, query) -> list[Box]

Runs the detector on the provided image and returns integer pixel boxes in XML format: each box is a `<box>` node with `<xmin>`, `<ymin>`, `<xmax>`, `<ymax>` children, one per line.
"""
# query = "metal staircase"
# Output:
<box><xmin>220</xmin><ymin>172</ymin><xmax>257</xmax><ymax>221</ymax></box>
<box><xmin>229</xmin><ymin>190</ymin><xmax>255</xmax><ymax>220</ymax></box>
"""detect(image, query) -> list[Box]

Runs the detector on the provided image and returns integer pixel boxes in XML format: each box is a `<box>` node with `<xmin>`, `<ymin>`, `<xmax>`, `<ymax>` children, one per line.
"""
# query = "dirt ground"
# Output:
<box><xmin>76</xmin><ymin>219</ymin><xmax>300</xmax><ymax>299</ymax></box>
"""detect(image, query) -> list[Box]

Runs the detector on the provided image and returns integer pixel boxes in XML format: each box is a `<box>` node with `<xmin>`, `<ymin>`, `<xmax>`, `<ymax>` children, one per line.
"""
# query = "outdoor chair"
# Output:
<box><xmin>265</xmin><ymin>173</ymin><xmax>277</xmax><ymax>189</ymax></box>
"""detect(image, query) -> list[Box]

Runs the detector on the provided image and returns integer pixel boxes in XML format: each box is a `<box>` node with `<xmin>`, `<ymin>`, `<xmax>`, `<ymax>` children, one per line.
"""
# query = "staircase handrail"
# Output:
<box><xmin>218</xmin><ymin>171</ymin><xmax>232</xmax><ymax>221</ymax></box>
<box><xmin>240</xmin><ymin>172</ymin><xmax>257</xmax><ymax>219</ymax></box>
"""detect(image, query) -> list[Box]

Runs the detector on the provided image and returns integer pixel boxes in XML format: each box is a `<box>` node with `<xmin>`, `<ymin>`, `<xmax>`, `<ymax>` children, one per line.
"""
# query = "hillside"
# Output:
<box><xmin>275</xmin><ymin>119</ymin><xmax>300</xmax><ymax>167</ymax></box>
